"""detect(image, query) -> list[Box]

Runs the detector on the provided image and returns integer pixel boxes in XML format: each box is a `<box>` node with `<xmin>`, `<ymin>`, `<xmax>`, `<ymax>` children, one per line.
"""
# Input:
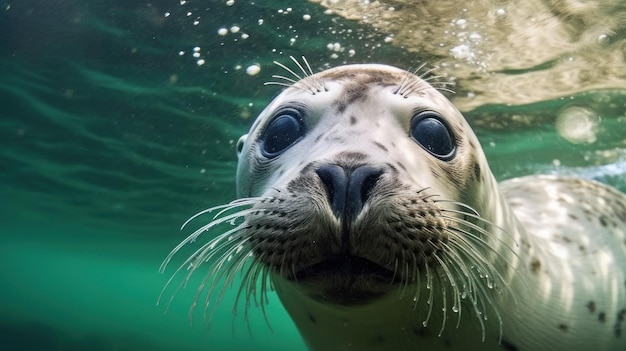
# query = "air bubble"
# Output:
<box><xmin>246</xmin><ymin>64</ymin><xmax>261</xmax><ymax>76</ymax></box>
<box><xmin>454</xmin><ymin>18</ymin><xmax>467</xmax><ymax>29</ymax></box>
<box><xmin>469</xmin><ymin>33</ymin><xmax>482</xmax><ymax>42</ymax></box>
<box><xmin>495</xmin><ymin>8</ymin><xmax>507</xmax><ymax>19</ymax></box>
<box><xmin>597</xmin><ymin>33</ymin><xmax>610</xmax><ymax>45</ymax></box>
<box><xmin>555</xmin><ymin>105</ymin><xmax>601</xmax><ymax>144</ymax></box>
<box><xmin>450</xmin><ymin>44</ymin><xmax>471</xmax><ymax>59</ymax></box>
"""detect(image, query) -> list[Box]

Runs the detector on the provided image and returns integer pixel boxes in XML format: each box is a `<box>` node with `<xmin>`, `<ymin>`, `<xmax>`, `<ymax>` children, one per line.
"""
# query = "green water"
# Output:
<box><xmin>1</xmin><ymin>1</ymin><xmax>624</xmax><ymax>350</ymax></box>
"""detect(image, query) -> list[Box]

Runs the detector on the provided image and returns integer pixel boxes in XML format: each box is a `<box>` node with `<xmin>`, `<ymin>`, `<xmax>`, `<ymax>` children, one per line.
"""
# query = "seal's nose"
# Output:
<box><xmin>316</xmin><ymin>164</ymin><xmax>383</xmax><ymax>222</ymax></box>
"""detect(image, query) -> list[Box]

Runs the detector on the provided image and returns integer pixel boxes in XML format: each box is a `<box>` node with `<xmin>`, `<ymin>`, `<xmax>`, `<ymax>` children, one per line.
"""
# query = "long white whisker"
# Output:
<box><xmin>273</xmin><ymin>60</ymin><xmax>304</xmax><ymax>83</ymax></box>
<box><xmin>157</xmin><ymin>223</ymin><xmax>247</xmax><ymax>309</ymax></box>
<box><xmin>433</xmin><ymin>253</ymin><xmax>450</xmax><ymax>337</ymax></box>
<box><xmin>423</xmin><ymin>263</ymin><xmax>434</xmax><ymax>327</ymax></box>
<box><xmin>159</xmin><ymin>209</ymin><xmax>260</xmax><ymax>273</ymax></box>
<box><xmin>434</xmin><ymin>199</ymin><xmax>480</xmax><ymax>216</ymax></box>
<box><xmin>443</xmin><ymin>215</ymin><xmax>521</xmax><ymax>265</ymax></box>
<box><xmin>181</xmin><ymin>198</ymin><xmax>261</xmax><ymax>230</ymax></box>
<box><xmin>268</xmin><ymin>74</ymin><xmax>299</xmax><ymax>85</ymax></box>
<box><xmin>290</xmin><ymin>55</ymin><xmax>310</xmax><ymax>78</ymax></box>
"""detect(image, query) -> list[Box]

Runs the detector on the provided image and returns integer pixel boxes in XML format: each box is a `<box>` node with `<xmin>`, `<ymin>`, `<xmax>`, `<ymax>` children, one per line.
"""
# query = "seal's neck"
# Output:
<box><xmin>273</xmin><ymin>274</ymin><xmax>504</xmax><ymax>351</ymax></box>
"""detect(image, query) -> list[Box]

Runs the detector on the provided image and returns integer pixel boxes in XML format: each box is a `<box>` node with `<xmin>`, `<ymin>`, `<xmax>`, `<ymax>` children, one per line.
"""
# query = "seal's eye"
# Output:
<box><xmin>410</xmin><ymin>111</ymin><xmax>456</xmax><ymax>160</ymax></box>
<box><xmin>261</xmin><ymin>108</ymin><xmax>305</xmax><ymax>157</ymax></box>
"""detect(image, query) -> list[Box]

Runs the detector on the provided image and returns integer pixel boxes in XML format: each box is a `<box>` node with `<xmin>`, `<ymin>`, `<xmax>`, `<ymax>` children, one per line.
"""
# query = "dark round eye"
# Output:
<box><xmin>410</xmin><ymin>111</ymin><xmax>456</xmax><ymax>160</ymax></box>
<box><xmin>261</xmin><ymin>108</ymin><xmax>305</xmax><ymax>157</ymax></box>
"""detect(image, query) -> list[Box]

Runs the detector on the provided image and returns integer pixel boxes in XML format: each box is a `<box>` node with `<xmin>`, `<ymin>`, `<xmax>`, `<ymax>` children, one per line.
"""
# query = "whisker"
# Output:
<box><xmin>157</xmin><ymin>223</ymin><xmax>247</xmax><ymax>312</ymax></box>
<box><xmin>433</xmin><ymin>254</ymin><xmax>450</xmax><ymax>337</ymax></box>
<box><xmin>434</xmin><ymin>86</ymin><xmax>456</xmax><ymax>94</ymax></box>
<box><xmin>264</xmin><ymin>81</ymin><xmax>295</xmax><ymax>88</ymax></box>
<box><xmin>417</xmin><ymin>65</ymin><xmax>439</xmax><ymax>80</ymax></box>
<box><xmin>181</xmin><ymin>198</ymin><xmax>261</xmax><ymax>230</ymax></box>
<box><xmin>159</xmin><ymin>208</ymin><xmax>260</xmax><ymax>274</ymax></box>
<box><xmin>446</xmin><ymin>230</ymin><xmax>503</xmax><ymax>288</ymax></box>
<box><xmin>398</xmin><ymin>249</ymin><xmax>410</xmax><ymax>298</ymax></box>
<box><xmin>290</xmin><ymin>55</ymin><xmax>311</xmax><ymax>79</ymax></box>
<box><xmin>434</xmin><ymin>199</ymin><xmax>480</xmax><ymax>216</ymax></box>
<box><xmin>395</xmin><ymin>63</ymin><xmax>430</xmax><ymax>97</ymax></box>
<box><xmin>267</xmin><ymin>74</ymin><xmax>299</xmax><ymax>85</ymax></box>
<box><xmin>412</xmin><ymin>254</ymin><xmax>422</xmax><ymax>309</ymax></box>
<box><xmin>439</xmin><ymin>248</ymin><xmax>467</xmax><ymax>329</ymax></box>
<box><xmin>445</xmin><ymin>242</ymin><xmax>489</xmax><ymax>340</ymax></box>
<box><xmin>442</xmin><ymin>214</ymin><xmax>521</xmax><ymax>264</ymax></box>
<box><xmin>423</xmin><ymin>263</ymin><xmax>434</xmax><ymax>327</ymax></box>
<box><xmin>273</xmin><ymin>60</ymin><xmax>304</xmax><ymax>82</ymax></box>
<box><xmin>446</xmin><ymin>238</ymin><xmax>508</xmax><ymax>342</ymax></box>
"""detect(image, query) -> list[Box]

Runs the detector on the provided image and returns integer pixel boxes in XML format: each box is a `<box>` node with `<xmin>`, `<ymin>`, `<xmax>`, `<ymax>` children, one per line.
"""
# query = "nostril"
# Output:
<box><xmin>348</xmin><ymin>166</ymin><xmax>383</xmax><ymax>213</ymax></box>
<box><xmin>315</xmin><ymin>164</ymin><xmax>383</xmax><ymax>222</ymax></box>
<box><xmin>316</xmin><ymin>165</ymin><xmax>348</xmax><ymax>219</ymax></box>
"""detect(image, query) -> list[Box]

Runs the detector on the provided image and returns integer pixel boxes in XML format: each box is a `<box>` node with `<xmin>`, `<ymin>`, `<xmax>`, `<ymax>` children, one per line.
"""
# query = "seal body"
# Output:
<box><xmin>163</xmin><ymin>63</ymin><xmax>626</xmax><ymax>351</ymax></box>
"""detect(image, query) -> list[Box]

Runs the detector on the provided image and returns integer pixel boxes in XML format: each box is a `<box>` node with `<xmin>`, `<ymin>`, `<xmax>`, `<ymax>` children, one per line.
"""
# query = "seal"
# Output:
<box><xmin>159</xmin><ymin>58</ymin><xmax>626</xmax><ymax>351</ymax></box>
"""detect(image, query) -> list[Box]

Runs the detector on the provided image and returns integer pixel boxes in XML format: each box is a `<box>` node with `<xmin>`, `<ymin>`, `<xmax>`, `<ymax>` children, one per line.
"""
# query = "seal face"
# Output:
<box><xmin>160</xmin><ymin>59</ymin><xmax>626</xmax><ymax>351</ymax></box>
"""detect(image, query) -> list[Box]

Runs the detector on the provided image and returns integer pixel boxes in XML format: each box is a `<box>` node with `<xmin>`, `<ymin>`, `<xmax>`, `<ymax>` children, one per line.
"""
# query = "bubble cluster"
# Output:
<box><xmin>163</xmin><ymin>0</ymin><xmax>388</xmax><ymax>70</ymax></box>
<box><xmin>444</xmin><ymin>16</ymin><xmax>489</xmax><ymax>71</ymax></box>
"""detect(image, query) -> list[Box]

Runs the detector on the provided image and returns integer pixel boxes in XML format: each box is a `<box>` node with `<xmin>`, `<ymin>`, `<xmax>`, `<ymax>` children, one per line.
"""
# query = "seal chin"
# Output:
<box><xmin>291</xmin><ymin>255</ymin><xmax>399</xmax><ymax>306</ymax></box>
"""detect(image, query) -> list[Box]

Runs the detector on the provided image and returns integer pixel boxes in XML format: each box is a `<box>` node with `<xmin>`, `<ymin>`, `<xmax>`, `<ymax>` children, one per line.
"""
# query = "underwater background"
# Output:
<box><xmin>1</xmin><ymin>0</ymin><xmax>625</xmax><ymax>350</ymax></box>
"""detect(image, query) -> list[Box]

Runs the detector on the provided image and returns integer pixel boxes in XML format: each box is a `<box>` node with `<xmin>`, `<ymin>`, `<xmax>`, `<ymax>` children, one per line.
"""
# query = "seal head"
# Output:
<box><xmin>161</xmin><ymin>61</ymin><xmax>626</xmax><ymax>351</ymax></box>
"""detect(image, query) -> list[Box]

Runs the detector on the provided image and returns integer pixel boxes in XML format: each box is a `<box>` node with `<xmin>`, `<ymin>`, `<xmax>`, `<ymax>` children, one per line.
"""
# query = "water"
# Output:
<box><xmin>1</xmin><ymin>1</ymin><xmax>624</xmax><ymax>350</ymax></box>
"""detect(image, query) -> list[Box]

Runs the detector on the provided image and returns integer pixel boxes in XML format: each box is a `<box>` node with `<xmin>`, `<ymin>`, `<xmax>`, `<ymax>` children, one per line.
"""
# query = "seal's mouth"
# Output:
<box><xmin>291</xmin><ymin>255</ymin><xmax>398</xmax><ymax>305</ymax></box>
